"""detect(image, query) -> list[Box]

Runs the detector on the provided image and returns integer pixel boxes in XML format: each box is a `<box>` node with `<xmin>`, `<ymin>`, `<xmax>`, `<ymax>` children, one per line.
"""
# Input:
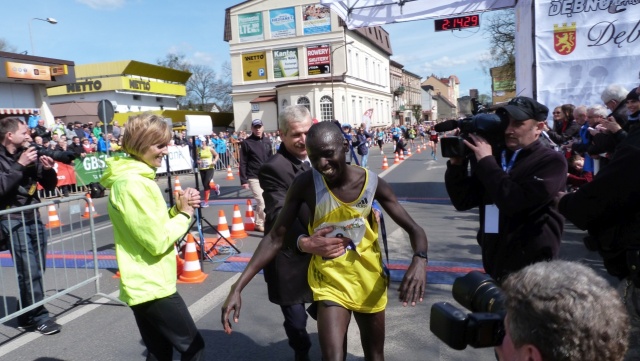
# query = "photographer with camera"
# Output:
<box><xmin>496</xmin><ymin>260</ymin><xmax>629</xmax><ymax>361</ymax></box>
<box><xmin>0</xmin><ymin>117</ymin><xmax>61</xmax><ymax>334</ymax></box>
<box><xmin>444</xmin><ymin>97</ymin><xmax>567</xmax><ymax>282</ymax></box>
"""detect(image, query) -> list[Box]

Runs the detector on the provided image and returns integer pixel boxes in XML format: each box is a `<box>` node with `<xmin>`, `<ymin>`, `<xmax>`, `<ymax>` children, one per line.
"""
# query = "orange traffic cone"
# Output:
<box><xmin>244</xmin><ymin>199</ymin><xmax>255</xmax><ymax>231</ymax></box>
<box><xmin>416</xmin><ymin>146</ymin><xmax>421</xmax><ymax>154</ymax></box>
<box><xmin>178</xmin><ymin>234</ymin><xmax>208</xmax><ymax>283</ymax></box>
<box><xmin>82</xmin><ymin>193</ymin><xmax>98</xmax><ymax>218</ymax></box>
<box><xmin>175</xmin><ymin>245</ymin><xmax>185</xmax><ymax>276</ymax></box>
<box><xmin>230</xmin><ymin>204</ymin><xmax>248</xmax><ymax>239</ymax></box>
<box><xmin>226</xmin><ymin>166</ymin><xmax>235</xmax><ymax>180</ymax></box>
<box><xmin>407</xmin><ymin>148</ymin><xmax>412</xmax><ymax>157</ymax></box>
<box><xmin>174</xmin><ymin>176</ymin><xmax>183</xmax><ymax>193</ymax></box>
<box><xmin>423</xmin><ymin>143</ymin><xmax>427</xmax><ymax>150</ymax></box>
<box><xmin>46</xmin><ymin>204</ymin><xmax>62</xmax><ymax>228</ymax></box>
<box><xmin>393</xmin><ymin>153</ymin><xmax>400</xmax><ymax>164</ymax></box>
<box><xmin>381</xmin><ymin>156</ymin><xmax>389</xmax><ymax>170</ymax></box>
<box><xmin>400</xmin><ymin>152</ymin><xmax>405</xmax><ymax>161</ymax></box>
<box><xmin>216</xmin><ymin>209</ymin><xmax>233</xmax><ymax>240</ymax></box>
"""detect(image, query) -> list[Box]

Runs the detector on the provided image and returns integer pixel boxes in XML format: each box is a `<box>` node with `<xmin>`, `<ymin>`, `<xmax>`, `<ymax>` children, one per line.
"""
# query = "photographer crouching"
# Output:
<box><xmin>0</xmin><ymin>117</ymin><xmax>74</xmax><ymax>335</ymax></box>
<box><xmin>444</xmin><ymin>97</ymin><xmax>567</xmax><ymax>282</ymax></box>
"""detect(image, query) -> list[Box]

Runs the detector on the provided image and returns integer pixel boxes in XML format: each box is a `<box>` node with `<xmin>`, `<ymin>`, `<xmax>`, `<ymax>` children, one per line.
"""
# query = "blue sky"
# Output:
<box><xmin>3</xmin><ymin>0</ymin><xmax>495</xmax><ymax>96</ymax></box>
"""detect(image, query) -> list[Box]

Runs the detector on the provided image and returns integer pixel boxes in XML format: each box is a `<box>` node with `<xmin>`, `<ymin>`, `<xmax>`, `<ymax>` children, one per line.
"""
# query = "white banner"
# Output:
<box><xmin>157</xmin><ymin>145</ymin><xmax>193</xmax><ymax>174</ymax></box>
<box><xmin>535</xmin><ymin>1</ymin><xmax>640</xmax><ymax>118</ymax></box>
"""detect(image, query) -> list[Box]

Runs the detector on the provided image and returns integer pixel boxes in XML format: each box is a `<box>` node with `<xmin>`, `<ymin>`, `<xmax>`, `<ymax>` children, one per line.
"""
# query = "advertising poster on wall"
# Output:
<box><xmin>238</xmin><ymin>12</ymin><xmax>264</xmax><ymax>43</ymax></box>
<box><xmin>242</xmin><ymin>51</ymin><xmax>268</xmax><ymax>81</ymax></box>
<box><xmin>270</xmin><ymin>7</ymin><xmax>296</xmax><ymax>39</ymax></box>
<box><xmin>534</xmin><ymin>0</ymin><xmax>640</xmax><ymax>115</ymax></box>
<box><xmin>303</xmin><ymin>4</ymin><xmax>331</xmax><ymax>35</ymax></box>
<box><xmin>273</xmin><ymin>48</ymin><xmax>299</xmax><ymax>78</ymax></box>
<box><xmin>307</xmin><ymin>45</ymin><xmax>330</xmax><ymax>75</ymax></box>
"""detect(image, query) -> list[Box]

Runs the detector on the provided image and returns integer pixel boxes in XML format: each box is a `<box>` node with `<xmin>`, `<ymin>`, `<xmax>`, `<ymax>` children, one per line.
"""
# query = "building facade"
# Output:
<box><xmin>0</xmin><ymin>51</ymin><xmax>76</xmax><ymax>124</ymax></box>
<box><xmin>224</xmin><ymin>0</ymin><xmax>394</xmax><ymax>131</ymax></box>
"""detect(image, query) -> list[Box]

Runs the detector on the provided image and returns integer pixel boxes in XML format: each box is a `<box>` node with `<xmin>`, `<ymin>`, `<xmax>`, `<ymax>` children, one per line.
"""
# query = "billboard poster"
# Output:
<box><xmin>238</xmin><ymin>12</ymin><xmax>264</xmax><ymax>43</ymax></box>
<box><xmin>303</xmin><ymin>5</ymin><xmax>331</xmax><ymax>35</ymax></box>
<box><xmin>242</xmin><ymin>51</ymin><xmax>268</xmax><ymax>81</ymax></box>
<box><xmin>273</xmin><ymin>48</ymin><xmax>299</xmax><ymax>78</ymax></box>
<box><xmin>307</xmin><ymin>45</ymin><xmax>331</xmax><ymax>76</ymax></box>
<box><xmin>534</xmin><ymin>1</ymin><xmax>640</xmax><ymax>117</ymax></box>
<box><xmin>270</xmin><ymin>7</ymin><xmax>296</xmax><ymax>39</ymax></box>
<box><xmin>6</xmin><ymin>62</ymin><xmax>52</xmax><ymax>81</ymax></box>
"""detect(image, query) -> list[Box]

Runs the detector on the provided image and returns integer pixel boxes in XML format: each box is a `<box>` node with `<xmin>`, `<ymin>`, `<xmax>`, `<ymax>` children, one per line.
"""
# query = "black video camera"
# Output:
<box><xmin>435</xmin><ymin>113</ymin><xmax>507</xmax><ymax>158</ymax></box>
<box><xmin>429</xmin><ymin>271</ymin><xmax>506</xmax><ymax>350</ymax></box>
<box><xmin>27</xmin><ymin>143</ymin><xmax>76</xmax><ymax>164</ymax></box>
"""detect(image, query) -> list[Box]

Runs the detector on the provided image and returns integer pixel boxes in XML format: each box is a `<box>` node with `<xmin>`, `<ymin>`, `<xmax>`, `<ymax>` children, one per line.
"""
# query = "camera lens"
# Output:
<box><xmin>452</xmin><ymin>271</ymin><xmax>505</xmax><ymax>313</ymax></box>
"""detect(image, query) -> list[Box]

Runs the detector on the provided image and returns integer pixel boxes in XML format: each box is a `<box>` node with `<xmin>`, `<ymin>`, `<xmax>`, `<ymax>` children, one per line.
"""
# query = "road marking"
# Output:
<box><xmin>189</xmin><ymin>273</ymin><xmax>240</xmax><ymax>322</ymax></box>
<box><xmin>0</xmin><ymin>289</ymin><xmax>120</xmax><ymax>357</ymax></box>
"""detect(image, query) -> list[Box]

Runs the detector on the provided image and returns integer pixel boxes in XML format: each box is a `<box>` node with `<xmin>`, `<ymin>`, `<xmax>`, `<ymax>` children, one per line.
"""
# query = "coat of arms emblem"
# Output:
<box><xmin>554</xmin><ymin>22</ymin><xmax>577</xmax><ymax>55</ymax></box>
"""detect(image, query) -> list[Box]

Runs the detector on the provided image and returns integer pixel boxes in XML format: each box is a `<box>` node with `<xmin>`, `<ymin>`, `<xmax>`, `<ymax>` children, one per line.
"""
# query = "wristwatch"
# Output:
<box><xmin>413</xmin><ymin>251</ymin><xmax>429</xmax><ymax>261</ymax></box>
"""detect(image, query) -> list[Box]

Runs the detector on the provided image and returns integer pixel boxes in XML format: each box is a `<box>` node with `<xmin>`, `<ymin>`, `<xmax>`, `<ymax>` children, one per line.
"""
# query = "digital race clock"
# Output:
<box><xmin>434</xmin><ymin>15</ymin><xmax>480</xmax><ymax>32</ymax></box>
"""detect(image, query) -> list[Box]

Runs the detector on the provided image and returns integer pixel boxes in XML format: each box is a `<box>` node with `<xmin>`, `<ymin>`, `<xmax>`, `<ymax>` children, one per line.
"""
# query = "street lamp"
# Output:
<box><xmin>330</xmin><ymin>40</ymin><xmax>354</xmax><ymax>120</ymax></box>
<box><xmin>29</xmin><ymin>17</ymin><xmax>58</xmax><ymax>55</ymax></box>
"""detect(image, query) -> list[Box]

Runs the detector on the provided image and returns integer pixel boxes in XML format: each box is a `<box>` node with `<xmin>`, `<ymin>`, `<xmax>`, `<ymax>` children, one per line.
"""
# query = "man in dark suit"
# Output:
<box><xmin>258</xmin><ymin>105</ymin><xmax>314</xmax><ymax>361</ymax></box>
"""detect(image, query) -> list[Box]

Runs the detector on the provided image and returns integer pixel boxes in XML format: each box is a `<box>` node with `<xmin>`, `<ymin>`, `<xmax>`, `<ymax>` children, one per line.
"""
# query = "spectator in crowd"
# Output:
<box><xmin>73</xmin><ymin>122</ymin><xmax>84</xmax><ymax>139</ymax></box>
<box><xmin>91</xmin><ymin>122</ymin><xmax>101</xmax><ymax>139</ymax></box>
<box><xmin>100</xmin><ymin>113</ymin><xmax>205</xmax><ymax>360</ymax></box>
<box><xmin>496</xmin><ymin>260</ymin><xmax>629</xmax><ymax>361</ymax></box>
<box><xmin>239</xmin><ymin>119</ymin><xmax>272</xmax><ymax>232</ymax></box>
<box><xmin>545</xmin><ymin>104</ymin><xmax>579</xmax><ymax>149</ymax></box>
<box><xmin>109</xmin><ymin>135</ymin><xmax>121</xmax><ymax>152</ymax></box>
<box><xmin>567</xmin><ymin>105</ymin><xmax>594</xmax><ymax>175</ymax></box>
<box><xmin>82</xmin><ymin>138</ymin><xmax>94</xmax><ymax>154</ymax></box>
<box><xmin>0</xmin><ymin>117</ymin><xmax>61</xmax><ymax>334</ymax></box>
<box><xmin>97</xmin><ymin>133</ymin><xmax>110</xmax><ymax>153</ymax></box>
<box><xmin>111</xmin><ymin>120</ymin><xmax>121</xmax><ymax>139</ymax></box>
<box><xmin>222</xmin><ymin>121</ymin><xmax>429</xmax><ymax>361</ymax></box>
<box><xmin>51</xmin><ymin>118</ymin><xmax>66</xmax><ymax>139</ymax></box>
<box><xmin>33</xmin><ymin>135</ymin><xmax>43</xmax><ymax>146</ymax></box>
<box><xmin>211</xmin><ymin>132</ymin><xmax>228</xmax><ymax>168</ymax></box>
<box><xmin>353</xmin><ymin>127</ymin><xmax>370</xmax><ymax>168</ymax></box>
<box><xmin>602</xmin><ymin>84</ymin><xmax>629</xmax><ymax>127</ymax></box>
<box><xmin>69</xmin><ymin>136</ymin><xmax>85</xmax><ymax>158</ymax></box>
<box><xmin>31</xmin><ymin>118</ymin><xmax>51</xmax><ymax>143</ymax></box>
<box><xmin>445</xmin><ymin>97</ymin><xmax>567</xmax><ymax>282</ymax></box>
<box><xmin>557</xmin><ymin>86</ymin><xmax>640</xmax><ymax>360</ymax></box>
<box><xmin>566</xmin><ymin>154</ymin><xmax>592</xmax><ymax>191</ymax></box>
<box><xmin>65</xmin><ymin>122</ymin><xmax>76</xmax><ymax>144</ymax></box>
<box><xmin>81</xmin><ymin>125</ymin><xmax>92</xmax><ymax>143</ymax></box>
<box><xmin>49</xmin><ymin>134</ymin><xmax>60</xmax><ymax>149</ymax></box>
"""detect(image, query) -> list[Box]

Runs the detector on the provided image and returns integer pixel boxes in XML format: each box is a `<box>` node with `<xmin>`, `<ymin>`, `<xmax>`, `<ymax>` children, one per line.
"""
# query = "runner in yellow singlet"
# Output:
<box><xmin>222</xmin><ymin>121</ymin><xmax>429</xmax><ymax>361</ymax></box>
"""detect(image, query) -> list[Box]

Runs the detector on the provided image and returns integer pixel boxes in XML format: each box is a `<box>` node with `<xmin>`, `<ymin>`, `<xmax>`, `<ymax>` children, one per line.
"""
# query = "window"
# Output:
<box><xmin>297</xmin><ymin>96</ymin><xmax>310</xmax><ymax>111</ymax></box>
<box><xmin>133</xmin><ymin>95</ymin><xmax>141</xmax><ymax>101</ymax></box>
<box><xmin>156</xmin><ymin>97</ymin><xmax>163</xmax><ymax>103</ymax></box>
<box><xmin>320</xmin><ymin>96</ymin><xmax>333</xmax><ymax>122</ymax></box>
<box><xmin>282</xmin><ymin>99</ymin><xmax>288</xmax><ymax>110</ymax></box>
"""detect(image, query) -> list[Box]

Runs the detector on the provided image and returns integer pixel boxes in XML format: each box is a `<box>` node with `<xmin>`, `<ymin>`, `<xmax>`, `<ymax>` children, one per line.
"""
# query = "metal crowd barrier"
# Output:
<box><xmin>0</xmin><ymin>195</ymin><xmax>123</xmax><ymax>325</ymax></box>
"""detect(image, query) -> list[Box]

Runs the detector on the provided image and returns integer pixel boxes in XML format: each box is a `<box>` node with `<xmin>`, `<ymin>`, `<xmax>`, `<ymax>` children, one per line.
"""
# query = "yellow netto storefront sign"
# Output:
<box><xmin>47</xmin><ymin>77</ymin><xmax>186</xmax><ymax>97</ymax></box>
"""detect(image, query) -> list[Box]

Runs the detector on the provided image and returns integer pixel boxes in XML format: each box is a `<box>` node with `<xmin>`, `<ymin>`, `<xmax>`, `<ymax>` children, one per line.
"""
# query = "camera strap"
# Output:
<box><xmin>501</xmin><ymin>149</ymin><xmax>521</xmax><ymax>173</ymax></box>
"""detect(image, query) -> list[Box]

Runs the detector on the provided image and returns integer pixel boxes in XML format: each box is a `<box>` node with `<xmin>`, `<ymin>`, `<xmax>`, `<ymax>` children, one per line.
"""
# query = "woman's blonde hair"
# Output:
<box><xmin>122</xmin><ymin>113</ymin><xmax>171</xmax><ymax>158</ymax></box>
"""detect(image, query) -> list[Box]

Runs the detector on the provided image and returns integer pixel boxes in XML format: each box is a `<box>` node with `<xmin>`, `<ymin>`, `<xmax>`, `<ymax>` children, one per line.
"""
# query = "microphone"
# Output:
<box><xmin>433</xmin><ymin>119</ymin><xmax>460</xmax><ymax>133</ymax></box>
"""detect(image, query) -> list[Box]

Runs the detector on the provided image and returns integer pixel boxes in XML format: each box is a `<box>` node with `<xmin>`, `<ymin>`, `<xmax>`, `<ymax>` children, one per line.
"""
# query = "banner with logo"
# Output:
<box><xmin>270</xmin><ymin>7</ymin><xmax>296</xmax><ymax>39</ymax></box>
<box><xmin>303</xmin><ymin>4</ymin><xmax>331</xmax><ymax>35</ymax></box>
<box><xmin>534</xmin><ymin>1</ymin><xmax>640</xmax><ymax>116</ymax></box>
<box><xmin>307</xmin><ymin>45</ymin><xmax>331</xmax><ymax>75</ymax></box>
<box><xmin>54</xmin><ymin>162</ymin><xmax>77</xmax><ymax>186</ymax></box>
<box><xmin>273</xmin><ymin>48</ymin><xmax>299</xmax><ymax>78</ymax></box>
<box><xmin>238</xmin><ymin>12</ymin><xmax>264</xmax><ymax>43</ymax></box>
<box><xmin>242</xmin><ymin>51</ymin><xmax>268</xmax><ymax>81</ymax></box>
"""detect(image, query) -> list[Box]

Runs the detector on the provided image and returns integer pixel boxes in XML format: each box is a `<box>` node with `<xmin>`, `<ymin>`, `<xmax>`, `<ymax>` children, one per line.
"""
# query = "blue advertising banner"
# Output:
<box><xmin>303</xmin><ymin>5</ymin><xmax>331</xmax><ymax>35</ymax></box>
<box><xmin>270</xmin><ymin>7</ymin><xmax>296</xmax><ymax>39</ymax></box>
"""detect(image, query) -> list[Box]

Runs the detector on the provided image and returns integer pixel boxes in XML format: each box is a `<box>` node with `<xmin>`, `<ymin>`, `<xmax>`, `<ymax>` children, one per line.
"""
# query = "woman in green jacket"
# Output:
<box><xmin>101</xmin><ymin>113</ymin><xmax>204</xmax><ymax>361</ymax></box>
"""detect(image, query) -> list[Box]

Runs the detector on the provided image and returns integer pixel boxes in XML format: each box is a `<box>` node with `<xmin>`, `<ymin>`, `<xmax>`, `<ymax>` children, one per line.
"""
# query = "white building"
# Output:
<box><xmin>224</xmin><ymin>0</ymin><xmax>394</xmax><ymax>131</ymax></box>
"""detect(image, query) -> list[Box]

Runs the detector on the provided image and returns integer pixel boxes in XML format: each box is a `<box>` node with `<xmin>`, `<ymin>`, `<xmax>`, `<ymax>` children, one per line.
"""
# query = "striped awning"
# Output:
<box><xmin>0</xmin><ymin>108</ymin><xmax>38</xmax><ymax>115</ymax></box>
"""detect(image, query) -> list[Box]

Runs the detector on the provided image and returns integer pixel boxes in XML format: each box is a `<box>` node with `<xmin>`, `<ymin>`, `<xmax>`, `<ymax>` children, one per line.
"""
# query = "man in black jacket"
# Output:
<box><xmin>258</xmin><ymin>105</ymin><xmax>318</xmax><ymax>361</ymax></box>
<box><xmin>0</xmin><ymin>117</ymin><xmax>61</xmax><ymax>335</ymax></box>
<box><xmin>557</xmin><ymin>86</ymin><xmax>640</xmax><ymax>360</ymax></box>
<box><xmin>444</xmin><ymin>97</ymin><xmax>567</xmax><ymax>282</ymax></box>
<box><xmin>240</xmin><ymin>119</ymin><xmax>272</xmax><ymax>232</ymax></box>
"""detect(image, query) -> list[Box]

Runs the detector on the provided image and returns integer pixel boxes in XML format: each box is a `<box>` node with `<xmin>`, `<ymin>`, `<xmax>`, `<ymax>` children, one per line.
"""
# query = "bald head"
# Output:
<box><xmin>307</xmin><ymin>121</ymin><xmax>344</xmax><ymax>150</ymax></box>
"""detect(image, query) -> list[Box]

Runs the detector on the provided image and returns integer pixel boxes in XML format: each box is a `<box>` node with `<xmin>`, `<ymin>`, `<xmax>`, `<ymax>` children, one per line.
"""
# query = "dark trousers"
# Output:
<box><xmin>199</xmin><ymin>168</ymin><xmax>214</xmax><ymax>190</ymax></box>
<box><xmin>281</xmin><ymin>303</ymin><xmax>311</xmax><ymax>355</ymax></box>
<box><xmin>131</xmin><ymin>292</ymin><xmax>205</xmax><ymax>361</ymax></box>
<box><xmin>1</xmin><ymin>218</ymin><xmax>51</xmax><ymax>327</ymax></box>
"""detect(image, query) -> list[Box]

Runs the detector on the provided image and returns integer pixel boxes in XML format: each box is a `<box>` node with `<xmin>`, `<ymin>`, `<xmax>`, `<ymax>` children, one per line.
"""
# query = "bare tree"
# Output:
<box><xmin>188</xmin><ymin>64</ymin><xmax>217</xmax><ymax>110</ymax></box>
<box><xmin>157</xmin><ymin>52</ymin><xmax>191</xmax><ymax>72</ymax></box>
<box><xmin>0</xmin><ymin>38</ymin><xmax>17</xmax><ymax>53</ymax></box>
<box><xmin>482</xmin><ymin>9</ymin><xmax>515</xmax><ymax>90</ymax></box>
<box><xmin>213</xmin><ymin>61</ymin><xmax>233</xmax><ymax>112</ymax></box>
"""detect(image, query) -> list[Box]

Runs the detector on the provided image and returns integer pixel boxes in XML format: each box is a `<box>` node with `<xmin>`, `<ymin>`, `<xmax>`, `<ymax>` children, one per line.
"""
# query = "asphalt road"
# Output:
<box><xmin>0</xmin><ymin>142</ymin><xmax>610</xmax><ymax>361</ymax></box>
